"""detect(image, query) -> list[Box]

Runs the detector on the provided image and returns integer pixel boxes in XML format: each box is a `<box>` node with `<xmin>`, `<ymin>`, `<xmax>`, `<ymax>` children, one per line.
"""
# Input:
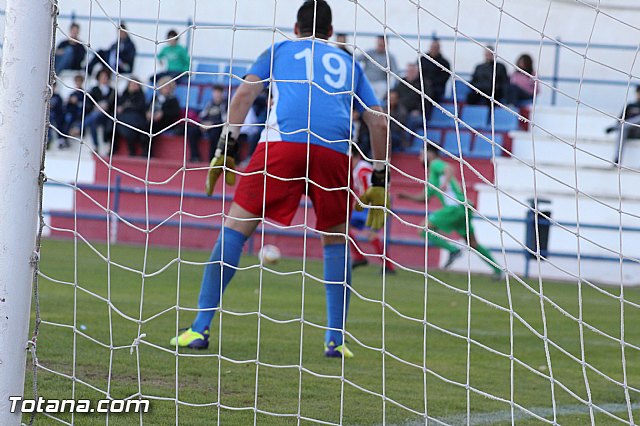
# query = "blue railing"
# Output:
<box><xmin>43</xmin><ymin>178</ymin><xmax>640</xmax><ymax>277</ymax></box>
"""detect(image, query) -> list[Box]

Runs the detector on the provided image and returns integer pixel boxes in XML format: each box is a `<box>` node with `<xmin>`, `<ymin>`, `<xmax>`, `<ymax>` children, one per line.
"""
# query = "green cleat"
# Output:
<box><xmin>170</xmin><ymin>327</ymin><xmax>210</xmax><ymax>349</ymax></box>
<box><xmin>324</xmin><ymin>341</ymin><xmax>354</xmax><ymax>358</ymax></box>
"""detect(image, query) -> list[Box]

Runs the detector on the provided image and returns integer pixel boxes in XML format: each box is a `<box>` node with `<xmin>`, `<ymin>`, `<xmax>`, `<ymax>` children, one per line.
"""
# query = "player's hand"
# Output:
<box><xmin>205</xmin><ymin>130</ymin><xmax>238</xmax><ymax>196</ymax></box>
<box><xmin>355</xmin><ymin>166</ymin><xmax>389</xmax><ymax>230</ymax></box>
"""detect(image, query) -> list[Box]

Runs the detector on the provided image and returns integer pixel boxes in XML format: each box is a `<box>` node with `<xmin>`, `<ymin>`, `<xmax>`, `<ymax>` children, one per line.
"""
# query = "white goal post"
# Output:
<box><xmin>0</xmin><ymin>0</ymin><xmax>55</xmax><ymax>425</ymax></box>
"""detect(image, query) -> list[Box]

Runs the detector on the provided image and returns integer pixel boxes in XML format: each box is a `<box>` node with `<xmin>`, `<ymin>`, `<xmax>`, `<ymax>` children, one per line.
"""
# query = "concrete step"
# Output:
<box><xmin>475</xmin><ymin>185</ymin><xmax>640</xmax><ymax>228</ymax></box>
<box><xmin>492</xmin><ymin>157</ymin><xmax>640</xmax><ymax>203</ymax></box>
<box><xmin>510</xmin><ymin>131</ymin><xmax>640</xmax><ymax>169</ymax></box>
<box><xmin>528</xmin><ymin>105</ymin><xmax>616</xmax><ymax>140</ymax></box>
<box><xmin>472</xmin><ymin>186</ymin><xmax>640</xmax><ymax>258</ymax></box>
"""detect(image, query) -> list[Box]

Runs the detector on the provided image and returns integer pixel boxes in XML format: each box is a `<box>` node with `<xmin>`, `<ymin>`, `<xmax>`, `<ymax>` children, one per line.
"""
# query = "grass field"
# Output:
<box><xmin>24</xmin><ymin>238</ymin><xmax>640</xmax><ymax>425</ymax></box>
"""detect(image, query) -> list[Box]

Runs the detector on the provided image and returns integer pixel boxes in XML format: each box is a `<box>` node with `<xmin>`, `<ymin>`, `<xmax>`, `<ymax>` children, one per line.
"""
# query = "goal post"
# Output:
<box><xmin>0</xmin><ymin>0</ymin><xmax>55</xmax><ymax>424</ymax></box>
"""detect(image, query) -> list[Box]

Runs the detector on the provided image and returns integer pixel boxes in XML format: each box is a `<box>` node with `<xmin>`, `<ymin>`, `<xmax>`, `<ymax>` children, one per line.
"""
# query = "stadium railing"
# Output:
<box><xmin>43</xmin><ymin>179</ymin><xmax>640</xmax><ymax>279</ymax></box>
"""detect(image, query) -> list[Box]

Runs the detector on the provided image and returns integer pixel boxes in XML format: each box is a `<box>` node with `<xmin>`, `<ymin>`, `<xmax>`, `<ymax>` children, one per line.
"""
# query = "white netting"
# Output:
<box><xmin>6</xmin><ymin>0</ymin><xmax>640</xmax><ymax>424</ymax></box>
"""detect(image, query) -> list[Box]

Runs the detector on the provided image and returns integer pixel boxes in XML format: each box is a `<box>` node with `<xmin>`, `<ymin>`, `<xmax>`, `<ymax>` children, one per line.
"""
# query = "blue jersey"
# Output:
<box><xmin>247</xmin><ymin>39</ymin><xmax>380</xmax><ymax>154</ymax></box>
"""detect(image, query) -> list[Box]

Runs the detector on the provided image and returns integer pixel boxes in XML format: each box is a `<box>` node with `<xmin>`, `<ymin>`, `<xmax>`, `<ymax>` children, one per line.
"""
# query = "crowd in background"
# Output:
<box><xmin>52</xmin><ymin>22</ymin><xmax>541</xmax><ymax>160</ymax></box>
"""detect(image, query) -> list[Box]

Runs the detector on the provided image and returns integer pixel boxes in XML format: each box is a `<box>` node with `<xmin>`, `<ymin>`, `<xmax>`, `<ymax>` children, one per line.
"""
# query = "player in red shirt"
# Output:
<box><xmin>349</xmin><ymin>149</ymin><xmax>395</xmax><ymax>273</ymax></box>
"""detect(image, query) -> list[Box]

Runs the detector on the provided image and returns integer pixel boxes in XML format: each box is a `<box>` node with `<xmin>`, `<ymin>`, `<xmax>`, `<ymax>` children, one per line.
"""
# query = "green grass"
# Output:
<box><xmin>24</xmin><ymin>238</ymin><xmax>640</xmax><ymax>425</ymax></box>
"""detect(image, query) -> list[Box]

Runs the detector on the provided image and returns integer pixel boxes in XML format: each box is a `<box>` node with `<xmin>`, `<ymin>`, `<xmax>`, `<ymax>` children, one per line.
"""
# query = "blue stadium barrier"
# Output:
<box><xmin>174</xmin><ymin>85</ymin><xmax>202</xmax><ymax>111</ymax></box>
<box><xmin>452</xmin><ymin>79</ymin><xmax>472</xmax><ymax>102</ymax></box>
<box><xmin>492</xmin><ymin>107</ymin><xmax>519</xmax><ymax>132</ymax></box>
<box><xmin>192</xmin><ymin>63</ymin><xmax>221</xmax><ymax>85</ymax></box>
<box><xmin>443</xmin><ymin>131</ymin><xmax>472</xmax><ymax>157</ymax></box>
<box><xmin>220</xmin><ymin>64</ymin><xmax>248</xmax><ymax>87</ymax></box>
<box><xmin>406</xmin><ymin>129</ymin><xmax>443</xmax><ymax>154</ymax></box>
<box><xmin>199</xmin><ymin>86</ymin><xmax>213</xmax><ymax>109</ymax></box>
<box><xmin>472</xmin><ymin>132</ymin><xmax>504</xmax><ymax>159</ymax></box>
<box><xmin>460</xmin><ymin>105</ymin><xmax>489</xmax><ymax>130</ymax></box>
<box><xmin>428</xmin><ymin>103</ymin><xmax>456</xmax><ymax>128</ymax></box>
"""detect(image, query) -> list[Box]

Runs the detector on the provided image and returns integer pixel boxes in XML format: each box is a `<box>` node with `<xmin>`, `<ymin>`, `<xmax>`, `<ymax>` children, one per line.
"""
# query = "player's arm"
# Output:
<box><xmin>362</xmin><ymin>106</ymin><xmax>388</xmax><ymax>162</ymax></box>
<box><xmin>226</xmin><ymin>74</ymin><xmax>264</xmax><ymax>139</ymax></box>
<box><xmin>205</xmin><ymin>74</ymin><xmax>264</xmax><ymax>196</ymax></box>
<box><xmin>357</xmin><ymin>105</ymin><xmax>390</xmax><ymax>229</ymax></box>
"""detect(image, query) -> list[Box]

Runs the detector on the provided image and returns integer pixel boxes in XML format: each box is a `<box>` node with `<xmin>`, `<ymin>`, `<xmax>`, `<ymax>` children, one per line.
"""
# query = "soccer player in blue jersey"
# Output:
<box><xmin>171</xmin><ymin>0</ymin><xmax>389</xmax><ymax>358</ymax></box>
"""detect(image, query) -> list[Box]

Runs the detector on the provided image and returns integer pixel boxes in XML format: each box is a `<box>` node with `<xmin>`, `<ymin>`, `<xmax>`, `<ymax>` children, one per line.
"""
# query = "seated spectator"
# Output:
<box><xmin>386</xmin><ymin>90</ymin><xmax>408</xmax><ymax>151</ymax></box>
<box><xmin>83</xmin><ymin>69</ymin><xmax>115</xmax><ymax>150</ymax></box>
<box><xmin>359</xmin><ymin>35</ymin><xmax>398</xmax><ymax>101</ymax></box>
<box><xmin>65</xmin><ymin>74</ymin><xmax>87</xmax><ymax>141</ymax></box>
<box><xmin>186</xmin><ymin>86</ymin><xmax>226</xmax><ymax>162</ymax></box>
<box><xmin>55</xmin><ymin>23</ymin><xmax>86</xmax><ymax>74</ymax></box>
<box><xmin>467</xmin><ymin>45</ymin><xmax>509</xmax><ymax>105</ymax></box>
<box><xmin>147</xmin><ymin>76</ymin><xmax>181</xmax><ymax>156</ymax></box>
<box><xmin>335</xmin><ymin>33</ymin><xmax>352</xmax><ymax>56</ymax></box>
<box><xmin>351</xmin><ymin>105</ymin><xmax>372</xmax><ymax>158</ymax></box>
<box><xmin>420</xmin><ymin>38</ymin><xmax>450</xmax><ymax>104</ymax></box>
<box><xmin>157</xmin><ymin>29</ymin><xmax>191</xmax><ymax>80</ymax></box>
<box><xmin>87</xmin><ymin>23</ymin><xmax>136</xmax><ymax>76</ymax></box>
<box><xmin>351</xmin><ymin>108</ymin><xmax>362</xmax><ymax>145</ymax></box>
<box><xmin>49</xmin><ymin>82</ymin><xmax>65</xmax><ymax>148</ymax></box>
<box><xmin>606</xmin><ymin>85</ymin><xmax>640</xmax><ymax>166</ymax></box>
<box><xmin>395</xmin><ymin>62</ymin><xmax>431</xmax><ymax>130</ymax></box>
<box><xmin>115</xmin><ymin>79</ymin><xmax>148</xmax><ymax>156</ymax></box>
<box><xmin>508</xmin><ymin>54</ymin><xmax>539</xmax><ymax>105</ymax></box>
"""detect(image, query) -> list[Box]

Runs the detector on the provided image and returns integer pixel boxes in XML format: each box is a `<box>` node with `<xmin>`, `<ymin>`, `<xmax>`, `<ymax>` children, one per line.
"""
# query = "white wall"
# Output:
<box><xmin>2</xmin><ymin>0</ymin><xmax>640</xmax><ymax>111</ymax></box>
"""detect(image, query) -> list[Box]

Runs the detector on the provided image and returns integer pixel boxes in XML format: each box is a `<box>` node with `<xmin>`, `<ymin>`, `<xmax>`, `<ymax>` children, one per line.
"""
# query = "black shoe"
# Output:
<box><xmin>352</xmin><ymin>259</ymin><xmax>368</xmax><ymax>269</ymax></box>
<box><xmin>443</xmin><ymin>250</ymin><xmax>462</xmax><ymax>269</ymax></box>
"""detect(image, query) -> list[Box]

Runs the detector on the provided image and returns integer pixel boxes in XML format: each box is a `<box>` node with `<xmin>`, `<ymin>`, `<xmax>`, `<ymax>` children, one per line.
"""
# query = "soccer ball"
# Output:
<box><xmin>259</xmin><ymin>244</ymin><xmax>281</xmax><ymax>265</ymax></box>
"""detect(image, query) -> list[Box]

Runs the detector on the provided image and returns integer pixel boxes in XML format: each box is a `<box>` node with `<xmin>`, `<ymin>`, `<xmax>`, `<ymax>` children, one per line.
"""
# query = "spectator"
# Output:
<box><xmin>88</xmin><ymin>23</ymin><xmax>137</xmax><ymax>76</ymax></box>
<box><xmin>65</xmin><ymin>74</ymin><xmax>87</xmax><ymax>140</ymax></box>
<box><xmin>359</xmin><ymin>35</ymin><xmax>398</xmax><ymax>101</ymax></box>
<box><xmin>55</xmin><ymin>23</ymin><xmax>86</xmax><ymax>74</ymax></box>
<box><xmin>147</xmin><ymin>76</ymin><xmax>181</xmax><ymax>156</ymax></box>
<box><xmin>157</xmin><ymin>29</ymin><xmax>191</xmax><ymax>79</ymax></box>
<box><xmin>49</xmin><ymin>83</ymin><xmax>65</xmax><ymax>148</ymax></box>
<box><xmin>386</xmin><ymin>89</ymin><xmax>408</xmax><ymax>151</ymax></box>
<box><xmin>115</xmin><ymin>79</ymin><xmax>148</xmax><ymax>156</ymax></box>
<box><xmin>335</xmin><ymin>33</ymin><xmax>352</xmax><ymax>56</ymax></box>
<box><xmin>84</xmin><ymin>69</ymin><xmax>115</xmax><ymax>150</ymax></box>
<box><xmin>419</xmin><ymin>38</ymin><xmax>451</xmax><ymax>104</ymax></box>
<box><xmin>187</xmin><ymin>86</ymin><xmax>226</xmax><ymax>162</ymax></box>
<box><xmin>606</xmin><ymin>85</ymin><xmax>640</xmax><ymax>166</ymax></box>
<box><xmin>395</xmin><ymin>62</ymin><xmax>431</xmax><ymax>130</ymax></box>
<box><xmin>467</xmin><ymin>45</ymin><xmax>509</xmax><ymax>105</ymax></box>
<box><xmin>508</xmin><ymin>54</ymin><xmax>538</xmax><ymax>105</ymax></box>
<box><xmin>351</xmin><ymin>108</ymin><xmax>362</xmax><ymax>145</ymax></box>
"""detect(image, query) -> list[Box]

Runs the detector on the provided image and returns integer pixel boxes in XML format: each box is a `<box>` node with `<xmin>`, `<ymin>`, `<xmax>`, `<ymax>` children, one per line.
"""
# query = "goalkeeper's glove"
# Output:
<box><xmin>355</xmin><ymin>165</ymin><xmax>389</xmax><ymax>230</ymax></box>
<box><xmin>206</xmin><ymin>129</ymin><xmax>238</xmax><ymax>196</ymax></box>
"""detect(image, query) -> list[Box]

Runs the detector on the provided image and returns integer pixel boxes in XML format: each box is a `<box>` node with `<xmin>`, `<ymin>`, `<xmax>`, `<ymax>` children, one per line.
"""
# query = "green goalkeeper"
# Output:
<box><xmin>399</xmin><ymin>144</ymin><xmax>503</xmax><ymax>279</ymax></box>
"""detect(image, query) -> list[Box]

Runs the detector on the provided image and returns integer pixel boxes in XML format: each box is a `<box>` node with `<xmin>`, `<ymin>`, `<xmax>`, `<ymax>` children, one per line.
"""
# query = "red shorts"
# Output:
<box><xmin>233</xmin><ymin>142</ymin><xmax>352</xmax><ymax>231</ymax></box>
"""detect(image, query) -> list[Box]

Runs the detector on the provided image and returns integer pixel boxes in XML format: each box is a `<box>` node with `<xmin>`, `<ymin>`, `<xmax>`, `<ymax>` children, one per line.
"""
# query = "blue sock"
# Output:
<box><xmin>192</xmin><ymin>227</ymin><xmax>247</xmax><ymax>333</ymax></box>
<box><xmin>324</xmin><ymin>243</ymin><xmax>352</xmax><ymax>346</ymax></box>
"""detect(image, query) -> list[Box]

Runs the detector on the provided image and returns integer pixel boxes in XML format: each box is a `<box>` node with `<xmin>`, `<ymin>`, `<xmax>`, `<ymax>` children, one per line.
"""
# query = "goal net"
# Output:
<box><xmin>5</xmin><ymin>0</ymin><xmax>640</xmax><ymax>424</ymax></box>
